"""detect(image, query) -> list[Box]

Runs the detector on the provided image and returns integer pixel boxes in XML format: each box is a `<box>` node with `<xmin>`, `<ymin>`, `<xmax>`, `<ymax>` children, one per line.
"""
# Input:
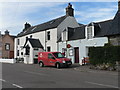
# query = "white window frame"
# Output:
<box><xmin>62</xmin><ymin>30</ymin><xmax>68</xmax><ymax>41</ymax></box>
<box><xmin>85</xmin><ymin>25</ymin><xmax>94</xmax><ymax>39</ymax></box>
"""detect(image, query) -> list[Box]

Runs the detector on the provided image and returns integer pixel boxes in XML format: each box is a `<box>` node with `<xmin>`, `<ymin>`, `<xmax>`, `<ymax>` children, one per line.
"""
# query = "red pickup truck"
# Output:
<box><xmin>38</xmin><ymin>52</ymin><xmax>72</xmax><ymax>68</ymax></box>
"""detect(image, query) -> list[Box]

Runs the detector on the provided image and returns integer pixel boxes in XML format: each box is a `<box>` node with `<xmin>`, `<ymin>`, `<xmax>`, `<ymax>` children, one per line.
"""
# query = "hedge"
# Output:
<box><xmin>89</xmin><ymin>46</ymin><xmax>120</xmax><ymax>65</ymax></box>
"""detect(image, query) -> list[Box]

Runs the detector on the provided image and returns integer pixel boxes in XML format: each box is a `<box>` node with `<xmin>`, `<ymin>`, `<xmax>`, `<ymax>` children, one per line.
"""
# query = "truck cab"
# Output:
<box><xmin>38</xmin><ymin>52</ymin><xmax>72</xmax><ymax>68</ymax></box>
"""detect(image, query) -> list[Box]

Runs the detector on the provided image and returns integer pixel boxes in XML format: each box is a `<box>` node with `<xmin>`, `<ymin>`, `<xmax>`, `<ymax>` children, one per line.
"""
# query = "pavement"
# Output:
<box><xmin>1</xmin><ymin>63</ymin><xmax>119</xmax><ymax>89</ymax></box>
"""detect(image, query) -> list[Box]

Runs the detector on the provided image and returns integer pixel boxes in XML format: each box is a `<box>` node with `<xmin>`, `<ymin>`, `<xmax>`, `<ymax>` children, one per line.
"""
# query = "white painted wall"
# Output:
<box><xmin>24</xmin><ymin>41</ymin><xmax>33</xmax><ymax>64</ymax></box>
<box><xmin>15</xmin><ymin>31</ymin><xmax>46</xmax><ymax>59</ymax></box>
<box><xmin>46</xmin><ymin>28</ymin><xmax>57</xmax><ymax>51</ymax></box>
<box><xmin>58</xmin><ymin>37</ymin><xmax>108</xmax><ymax>65</ymax></box>
<box><xmin>14</xmin><ymin>28</ymin><xmax>58</xmax><ymax>64</ymax></box>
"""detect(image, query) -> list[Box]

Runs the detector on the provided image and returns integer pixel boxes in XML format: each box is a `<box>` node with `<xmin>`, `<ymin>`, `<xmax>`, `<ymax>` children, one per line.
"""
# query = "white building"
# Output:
<box><xmin>58</xmin><ymin>1</ymin><xmax>120</xmax><ymax>65</ymax></box>
<box><xmin>58</xmin><ymin>23</ymin><xmax>109</xmax><ymax>65</ymax></box>
<box><xmin>14</xmin><ymin>3</ymin><xmax>80</xmax><ymax>64</ymax></box>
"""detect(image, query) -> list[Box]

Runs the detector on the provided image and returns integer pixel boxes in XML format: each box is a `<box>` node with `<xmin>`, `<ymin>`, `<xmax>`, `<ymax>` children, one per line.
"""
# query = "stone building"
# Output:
<box><xmin>0</xmin><ymin>30</ymin><xmax>16</xmax><ymax>59</ymax></box>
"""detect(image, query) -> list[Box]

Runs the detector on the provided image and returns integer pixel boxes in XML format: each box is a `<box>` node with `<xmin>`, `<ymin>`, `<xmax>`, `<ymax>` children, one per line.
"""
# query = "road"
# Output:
<box><xmin>1</xmin><ymin>63</ymin><xmax>119</xmax><ymax>88</ymax></box>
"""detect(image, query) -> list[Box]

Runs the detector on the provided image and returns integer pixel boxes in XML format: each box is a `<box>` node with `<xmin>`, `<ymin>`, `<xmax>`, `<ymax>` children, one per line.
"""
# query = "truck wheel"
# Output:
<box><xmin>56</xmin><ymin>63</ymin><xmax>60</xmax><ymax>69</ymax></box>
<box><xmin>39</xmin><ymin>62</ymin><xmax>44</xmax><ymax>67</ymax></box>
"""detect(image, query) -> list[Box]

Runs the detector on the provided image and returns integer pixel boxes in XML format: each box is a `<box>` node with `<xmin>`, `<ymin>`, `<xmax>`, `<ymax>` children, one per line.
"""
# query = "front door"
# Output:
<box><xmin>74</xmin><ymin>47</ymin><xmax>79</xmax><ymax>63</ymax></box>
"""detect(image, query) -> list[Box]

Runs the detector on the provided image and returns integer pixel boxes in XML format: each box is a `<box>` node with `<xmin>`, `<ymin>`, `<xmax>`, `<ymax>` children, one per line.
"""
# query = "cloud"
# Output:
<box><xmin>0</xmin><ymin>2</ymin><xmax>118</xmax><ymax>35</ymax></box>
<box><xmin>0</xmin><ymin>2</ymin><xmax>66</xmax><ymax>35</ymax></box>
<box><xmin>75</xmin><ymin>4</ymin><xmax>117</xmax><ymax>24</ymax></box>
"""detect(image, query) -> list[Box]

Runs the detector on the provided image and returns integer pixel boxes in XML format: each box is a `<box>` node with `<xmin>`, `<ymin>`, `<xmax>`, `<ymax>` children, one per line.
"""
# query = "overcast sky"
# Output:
<box><xmin>0</xmin><ymin>1</ymin><xmax>118</xmax><ymax>35</ymax></box>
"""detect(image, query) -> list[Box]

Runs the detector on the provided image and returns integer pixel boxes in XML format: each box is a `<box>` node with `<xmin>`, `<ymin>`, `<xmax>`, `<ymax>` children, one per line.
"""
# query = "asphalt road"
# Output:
<box><xmin>1</xmin><ymin>63</ymin><xmax>119</xmax><ymax>88</ymax></box>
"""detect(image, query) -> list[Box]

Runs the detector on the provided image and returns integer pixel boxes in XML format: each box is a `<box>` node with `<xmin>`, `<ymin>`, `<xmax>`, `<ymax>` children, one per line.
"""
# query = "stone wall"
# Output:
<box><xmin>109</xmin><ymin>35</ymin><xmax>120</xmax><ymax>46</ymax></box>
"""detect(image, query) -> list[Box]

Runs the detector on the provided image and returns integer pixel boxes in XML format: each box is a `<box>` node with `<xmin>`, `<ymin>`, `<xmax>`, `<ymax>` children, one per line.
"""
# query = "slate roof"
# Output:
<box><xmin>94</xmin><ymin>20</ymin><xmax>113</xmax><ymax>37</ymax></box>
<box><xmin>24</xmin><ymin>38</ymin><xmax>43</xmax><ymax>48</ymax></box>
<box><xmin>17</xmin><ymin>16</ymin><xmax>67</xmax><ymax>37</ymax></box>
<box><xmin>68</xmin><ymin>10</ymin><xmax>120</xmax><ymax>41</ymax></box>
<box><xmin>106</xmin><ymin>11</ymin><xmax>120</xmax><ymax>36</ymax></box>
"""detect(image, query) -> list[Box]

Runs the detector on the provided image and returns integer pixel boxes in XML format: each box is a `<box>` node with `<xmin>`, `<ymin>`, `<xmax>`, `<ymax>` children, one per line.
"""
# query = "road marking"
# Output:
<box><xmin>0</xmin><ymin>79</ymin><xmax>23</xmax><ymax>88</ymax></box>
<box><xmin>12</xmin><ymin>84</ymin><xmax>23</xmax><ymax>88</ymax></box>
<box><xmin>85</xmin><ymin>81</ymin><xmax>118</xmax><ymax>88</ymax></box>
<box><xmin>24</xmin><ymin>71</ymin><xmax>49</xmax><ymax>76</ymax></box>
<box><xmin>0</xmin><ymin>79</ymin><xmax>6</xmax><ymax>82</ymax></box>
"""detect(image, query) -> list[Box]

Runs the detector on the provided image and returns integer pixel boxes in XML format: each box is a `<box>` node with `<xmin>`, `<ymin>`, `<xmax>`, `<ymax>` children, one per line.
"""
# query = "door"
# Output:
<box><xmin>48</xmin><ymin>53</ymin><xmax>56</xmax><ymax>66</ymax></box>
<box><xmin>74</xmin><ymin>47</ymin><xmax>79</xmax><ymax>63</ymax></box>
<box><xmin>9</xmin><ymin>51</ymin><xmax>14</xmax><ymax>59</ymax></box>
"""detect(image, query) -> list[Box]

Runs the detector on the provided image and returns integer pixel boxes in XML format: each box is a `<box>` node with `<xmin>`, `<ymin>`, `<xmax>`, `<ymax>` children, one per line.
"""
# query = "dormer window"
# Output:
<box><xmin>62</xmin><ymin>30</ymin><xmax>67</xmax><ymax>41</ymax></box>
<box><xmin>85</xmin><ymin>24</ymin><xmax>94</xmax><ymax>39</ymax></box>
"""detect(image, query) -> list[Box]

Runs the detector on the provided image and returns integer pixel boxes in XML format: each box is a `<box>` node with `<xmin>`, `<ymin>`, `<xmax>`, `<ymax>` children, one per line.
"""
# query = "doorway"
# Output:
<box><xmin>74</xmin><ymin>47</ymin><xmax>79</xmax><ymax>63</ymax></box>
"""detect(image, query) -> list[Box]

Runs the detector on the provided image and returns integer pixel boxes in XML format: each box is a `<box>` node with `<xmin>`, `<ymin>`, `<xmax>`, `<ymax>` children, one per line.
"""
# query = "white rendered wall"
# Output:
<box><xmin>14</xmin><ymin>28</ymin><xmax>58</xmax><ymax>64</ymax></box>
<box><xmin>59</xmin><ymin>37</ymin><xmax>108</xmax><ymax>65</ymax></box>
<box><xmin>46</xmin><ymin>28</ymin><xmax>57</xmax><ymax>52</ymax></box>
<box><xmin>24</xmin><ymin>41</ymin><xmax>33</xmax><ymax>64</ymax></box>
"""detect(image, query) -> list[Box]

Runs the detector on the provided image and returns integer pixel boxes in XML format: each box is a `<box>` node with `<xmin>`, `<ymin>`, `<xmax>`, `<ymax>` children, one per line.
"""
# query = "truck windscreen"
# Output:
<box><xmin>53</xmin><ymin>53</ymin><xmax>65</xmax><ymax>58</ymax></box>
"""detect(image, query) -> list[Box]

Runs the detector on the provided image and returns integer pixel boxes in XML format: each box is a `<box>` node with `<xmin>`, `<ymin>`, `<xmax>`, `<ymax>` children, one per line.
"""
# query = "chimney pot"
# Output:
<box><xmin>66</xmin><ymin>3</ymin><xmax>74</xmax><ymax>17</ymax></box>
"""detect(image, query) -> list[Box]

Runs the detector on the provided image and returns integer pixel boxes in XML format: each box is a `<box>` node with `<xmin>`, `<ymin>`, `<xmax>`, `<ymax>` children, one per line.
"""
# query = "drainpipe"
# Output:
<box><xmin>66</xmin><ymin>27</ymin><xmax>68</xmax><ymax>58</ymax></box>
<box><xmin>45</xmin><ymin>30</ymin><xmax>46</xmax><ymax>52</ymax></box>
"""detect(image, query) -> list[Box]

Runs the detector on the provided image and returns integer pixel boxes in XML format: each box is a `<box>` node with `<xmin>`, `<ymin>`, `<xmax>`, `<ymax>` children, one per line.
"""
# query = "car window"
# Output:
<box><xmin>53</xmin><ymin>52</ymin><xmax>65</xmax><ymax>58</ymax></box>
<box><xmin>48</xmin><ymin>54</ymin><xmax>54</xmax><ymax>59</ymax></box>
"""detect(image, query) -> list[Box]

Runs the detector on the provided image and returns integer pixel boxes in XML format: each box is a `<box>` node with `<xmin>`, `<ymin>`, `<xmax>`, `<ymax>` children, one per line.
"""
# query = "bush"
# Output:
<box><xmin>89</xmin><ymin>46</ymin><xmax>120</xmax><ymax>65</ymax></box>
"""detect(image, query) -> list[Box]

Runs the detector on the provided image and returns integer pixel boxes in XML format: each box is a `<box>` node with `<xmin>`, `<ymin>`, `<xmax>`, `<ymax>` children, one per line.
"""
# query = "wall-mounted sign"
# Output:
<box><xmin>69</xmin><ymin>49</ymin><xmax>73</xmax><ymax>56</ymax></box>
<box><xmin>67</xmin><ymin>44</ymin><xmax>71</xmax><ymax>48</ymax></box>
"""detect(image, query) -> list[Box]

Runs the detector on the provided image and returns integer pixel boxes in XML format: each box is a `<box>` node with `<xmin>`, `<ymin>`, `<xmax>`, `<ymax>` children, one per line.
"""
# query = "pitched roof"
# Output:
<box><xmin>94</xmin><ymin>20</ymin><xmax>113</xmax><ymax>37</ymax></box>
<box><xmin>17</xmin><ymin>16</ymin><xmax>67</xmax><ymax>37</ymax></box>
<box><xmin>24</xmin><ymin>38</ymin><xmax>43</xmax><ymax>48</ymax></box>
<box><xmin>106</xmin><ymin>11</ymin><xmax>120</xmax><ymax>36</ymax></box>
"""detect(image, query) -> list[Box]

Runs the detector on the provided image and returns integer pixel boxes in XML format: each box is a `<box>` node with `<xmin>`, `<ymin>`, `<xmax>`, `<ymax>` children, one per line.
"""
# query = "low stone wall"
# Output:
<box><xmin>0</xmin><ymin>59</ymin><xmax>16</xmax><ymax>64</ymax></box>
<box><xmin>89</xmin><ymin>63</ymin><xmax>120</xmax><ymax>72</ymax></box>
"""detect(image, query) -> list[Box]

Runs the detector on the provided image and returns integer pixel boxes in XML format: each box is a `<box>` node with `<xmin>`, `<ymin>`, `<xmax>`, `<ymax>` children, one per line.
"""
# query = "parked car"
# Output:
<box><xmin>38</xmin><ymin>52</ymin><xmax>72</xmax><ymax>68</ymax></box>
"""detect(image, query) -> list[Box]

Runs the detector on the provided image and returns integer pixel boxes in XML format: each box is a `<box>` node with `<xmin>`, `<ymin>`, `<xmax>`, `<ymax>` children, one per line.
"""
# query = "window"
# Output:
<box><xmin>62</xmin><ymin>31</ymin><xmax>67</xmax><ymax>41</ymax></box>
<box><xmin>53</xmin><ymin>52</ymin><xmax>65</xmax><ymax>58</ymax></box>
<box><xmin>47</xmin><ymin>46</ymin><xmax>51</xmax><ymax>52</ymax></box>
<box><xmin>17</xmin><ymin>39</ymin><xmax>20</xmax><ymax>45</ymax></box>
<box><xmin>35</xmin><ymin>55</ymin><xmax>38</xmax><ymax>57</ymax></box>
<box><xmin>34</xmin><ymin>48</ymin><xmax>38</xmax><ymax>50</ymax></box>
<box><xmin>21</xmin><ymin>52</ymin><xmax>23</xmax><ymax>55</ymax></box>
<box><xmin>17</xmin><ymin>50</ymin><xmax>19</xmax><ymax>56</ymax></box>
<box><xmin>48</xmin><ymin>54</ymin><xmax>54</xmax><ymax>59</ymax></box>
<box><xmin>86</xmin><ymin>26</ymin><xmax>94</xmax><ymax>39</ymax></box>
<box><xmin>5</xmin><ymin>43</ymin><xmax>10</xmax><ymax>51</ymax></box>
<box><xmin>47</xmin><ymin>31</ymin><xmax>50</xmax><ymax>40</ymax></box>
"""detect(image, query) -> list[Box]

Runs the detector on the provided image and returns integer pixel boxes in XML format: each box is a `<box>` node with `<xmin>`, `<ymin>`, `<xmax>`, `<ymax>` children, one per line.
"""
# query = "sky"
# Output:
<box><xmin>0</xmin><ymin>0</ymin><xmax>118</xmax><ymax>35</ymax></box>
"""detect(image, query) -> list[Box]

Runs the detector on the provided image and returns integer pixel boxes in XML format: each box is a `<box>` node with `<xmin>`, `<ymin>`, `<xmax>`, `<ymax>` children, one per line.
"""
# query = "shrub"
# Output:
<box><xmin>89</xmin><ymin>46</ymin><xmax>120</xmax><ymax>65</ymax></box>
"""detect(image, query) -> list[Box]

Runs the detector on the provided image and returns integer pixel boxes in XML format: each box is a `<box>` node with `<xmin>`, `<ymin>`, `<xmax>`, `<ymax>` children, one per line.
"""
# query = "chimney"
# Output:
<box><xmin>24</xmin><ymin>22</ymin><xmax>31</xmax><ymax>31</ymax></box>
<box><xmin>118</xmin><ymin>0</ymin><xmax>120</xmax><ymax>11</ymax></box>
<box><xmin>66</xmin><ymin>3</ymin><xmax>74</xmax><ymax>17</ymax></box>
<box><xmin>5</xmin><ymin>30</ymin><xmax>9</xmax><ymax>35</ymax></box>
